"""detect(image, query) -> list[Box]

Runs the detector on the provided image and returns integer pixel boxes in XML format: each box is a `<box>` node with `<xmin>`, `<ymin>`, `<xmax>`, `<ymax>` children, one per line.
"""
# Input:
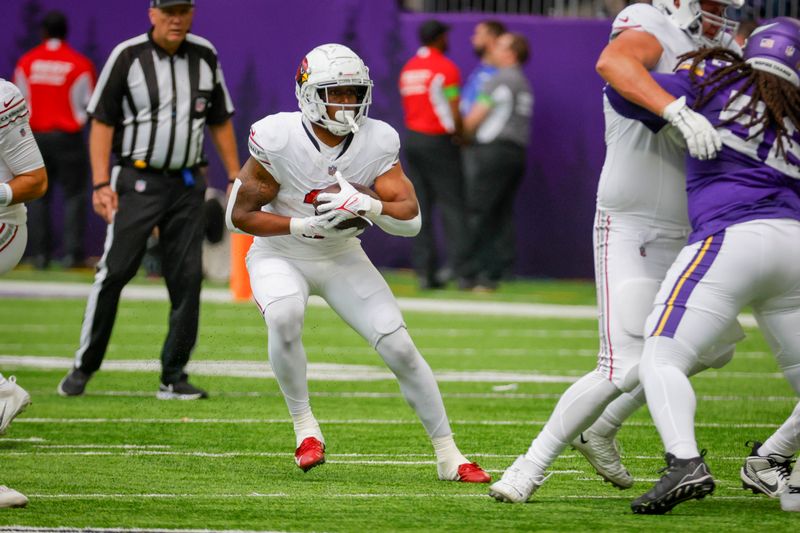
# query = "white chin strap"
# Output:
<box><xmin>334</xmin><ymin>110</ymin><xmax>359</xmax><ymax>134</ymax></box>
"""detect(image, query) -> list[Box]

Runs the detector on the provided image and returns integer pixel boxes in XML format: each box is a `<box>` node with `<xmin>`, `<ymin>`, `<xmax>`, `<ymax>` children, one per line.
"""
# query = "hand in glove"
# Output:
<box><xmin>662</xmin><ymin>96</ymin><xmax>722</xmax><ymax>160</ymax></box>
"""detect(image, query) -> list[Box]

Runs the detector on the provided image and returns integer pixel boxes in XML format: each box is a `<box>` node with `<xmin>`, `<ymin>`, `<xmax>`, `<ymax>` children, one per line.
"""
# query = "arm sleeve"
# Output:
<box><xmin>0</xmin><ymin>98</ymin><xmax>44</xmax><ymax>175</ymax></box>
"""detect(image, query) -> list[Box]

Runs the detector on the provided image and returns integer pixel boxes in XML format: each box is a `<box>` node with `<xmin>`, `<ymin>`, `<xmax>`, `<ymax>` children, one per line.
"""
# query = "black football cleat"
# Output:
<box><xmin>631</xmin><ymin>452</ymin><xmax>715</xmax><ymax>514</ymax></box>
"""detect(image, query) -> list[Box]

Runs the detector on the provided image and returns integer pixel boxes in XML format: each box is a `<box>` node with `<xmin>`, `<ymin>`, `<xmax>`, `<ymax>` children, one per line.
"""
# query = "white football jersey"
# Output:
<box><xmin>0</xmin><ymin>79</ymin><xmax>42</xmax><ymax>224</ymax></box>
<box><xmin>597</xmin><ymin>4</ymin><xmax>721</xmax><ymax>231</ymax></box>
<box><xmin>248</xmin><ymin>112</ymin><xmax>399</xmax><ymax>259</ymax></box>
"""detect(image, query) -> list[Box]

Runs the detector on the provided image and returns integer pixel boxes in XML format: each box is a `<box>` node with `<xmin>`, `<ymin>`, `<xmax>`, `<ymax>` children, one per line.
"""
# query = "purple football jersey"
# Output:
<box><xmin>606</xmin><ymin>60</ymin><xmax>800</xmax><ymax>243</ymax></box>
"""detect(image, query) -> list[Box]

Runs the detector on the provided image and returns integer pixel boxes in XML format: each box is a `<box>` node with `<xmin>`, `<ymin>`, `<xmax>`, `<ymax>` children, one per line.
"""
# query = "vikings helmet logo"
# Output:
<box><xmin>295</xmin><ymin>57</ymin><xmax>310</xmax><ymax>87</ymax></box>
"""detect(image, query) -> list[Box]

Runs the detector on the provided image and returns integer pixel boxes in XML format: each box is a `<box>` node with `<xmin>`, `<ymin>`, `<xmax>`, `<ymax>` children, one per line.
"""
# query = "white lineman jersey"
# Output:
<box><xmin>247</xmin><ymin>112</ymin><xmax>400</xmax><ymax>260</ymax></box>
<box><xmin>0</xmin><ymin>79</ymin><xmax>43</xmax><ymax>225</ymax></box>
<box><xmin>644</xmin><ymin>218</ymin><xmax>800</xmax><ymax>392</ymax></box>
<box><xmin>597</xmin><ymin>4</ymin><xmax>706</xmax><ymax>231</ymax></box>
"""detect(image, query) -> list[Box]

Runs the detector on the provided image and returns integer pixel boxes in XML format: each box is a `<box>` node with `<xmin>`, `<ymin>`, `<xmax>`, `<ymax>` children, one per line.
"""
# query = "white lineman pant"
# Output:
<box><xmin>643</xmin><ymin>218</ymin><xmax>800</xmax><ymax>392</ymax></box>
<box><xmin>0</xmin><ymin>223</ymin><xmax>27</xmax><ymax>275</ymax></box>
<box><xmin>593</xmin><ymin>211</ymin><xmax>689</xmax><ymax>391</ymax></box>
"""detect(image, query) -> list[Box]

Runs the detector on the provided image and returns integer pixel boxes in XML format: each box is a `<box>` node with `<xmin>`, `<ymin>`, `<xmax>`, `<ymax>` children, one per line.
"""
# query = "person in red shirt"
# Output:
<box><xmin>399</xmin><ymin>20</ymin><xmax>469</xmax><ymax>290</ymax></box>
<box><xmin>14</xmin><ymin>11</ymin><xmax>96</xmax><ymax>269</ymax></box>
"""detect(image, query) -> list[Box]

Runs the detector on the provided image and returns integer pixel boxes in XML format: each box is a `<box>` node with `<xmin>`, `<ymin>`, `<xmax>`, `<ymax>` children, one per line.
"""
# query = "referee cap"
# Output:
<box><xmin>151</xmin><ymin>0</ymin><xmax>195</xmax><ymax>7</ymax></box>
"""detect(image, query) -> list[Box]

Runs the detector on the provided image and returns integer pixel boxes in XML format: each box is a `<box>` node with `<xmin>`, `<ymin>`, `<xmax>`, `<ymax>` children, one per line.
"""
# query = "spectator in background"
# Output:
<box><xmin>399</xmin><ymin>20</ymin><xmax>470</xmax><ymax>290</ymax></box>
<box><xmin>462</xmin><ymin>32</ymin><xmax>533</xmax><ymax>291</ymax></box>
<box><xmin>460</xmin><ymin>20</ymin><xmax>515</xmax><ymax>283</ymax></box>
<box><xmin>57</xmin><ymin>0</ymin><xmax>240</xmax><ymax>400</ymax></box>
<box><xmin>14</xmin><ymin>11</ymin><xmax>96</xmax><ymax>270</ymax></box>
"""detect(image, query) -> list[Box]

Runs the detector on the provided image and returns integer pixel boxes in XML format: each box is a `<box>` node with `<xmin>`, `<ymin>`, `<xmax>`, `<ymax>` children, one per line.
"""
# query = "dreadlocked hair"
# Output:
<box><xmin>675</xmin><ymin>47</ymin><xmax>800</xmax><ymax>160</ymax></box>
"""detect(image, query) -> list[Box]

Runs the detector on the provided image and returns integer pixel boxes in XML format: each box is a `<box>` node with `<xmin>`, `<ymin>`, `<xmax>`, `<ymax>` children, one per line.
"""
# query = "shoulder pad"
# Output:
<box><xmin>612</xmin><ymin>4</ymin><xmax>667</xmax><ymax>39</ymax></box>
<box><xmin>0</xmin><ymin>80</ymin><xmax>29</xmax><ymax>128</ymax></box>
<box><xmin>367</xmin><ymin>119</ymin><xmax>400</xmax><ymax>156</ymax></box>
<box><xmin>248</xmin><ymin>113</ymin><xmax>292</xmax><ymax>165</ymax></box>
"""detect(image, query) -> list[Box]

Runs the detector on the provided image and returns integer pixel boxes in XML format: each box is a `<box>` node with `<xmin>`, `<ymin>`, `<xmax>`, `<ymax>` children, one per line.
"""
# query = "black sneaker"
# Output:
<box><xmin>57</xmin><ymin>368</ymin><xmax>91</xmax><ymax>397</ymax></box>
<box><xmin>631</xmin><ymin>452</ymin><xmax>715</xmax><ymax>514</ymax></box>
<box><xmin>156</xmin><ymin>377</ymin><xmax>208</xmax><ymax>400</ymax></box>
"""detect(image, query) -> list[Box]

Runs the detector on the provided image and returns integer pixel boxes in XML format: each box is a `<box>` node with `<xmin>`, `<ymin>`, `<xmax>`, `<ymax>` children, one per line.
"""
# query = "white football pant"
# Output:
<box><xmin>640</xmin><ymin>219</ymin><xmax>800</xmax><ymax>459</ymax></box>
<box><xmin>247</xmin><ymin>246</ymin><xmax>453</xmax><ymax>440</ymax></box>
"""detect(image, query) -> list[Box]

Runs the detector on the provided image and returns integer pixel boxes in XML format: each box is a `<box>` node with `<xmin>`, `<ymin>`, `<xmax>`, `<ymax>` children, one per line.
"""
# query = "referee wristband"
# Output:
<box><xmin>0</xmin><ymin>183</ymin><xmax>12</xmax><ymax>207</ymax></box>
<box><xmin>93</xmin><ymin>181</ymin><xmax>111</xmax><ymax>191</ymax></box>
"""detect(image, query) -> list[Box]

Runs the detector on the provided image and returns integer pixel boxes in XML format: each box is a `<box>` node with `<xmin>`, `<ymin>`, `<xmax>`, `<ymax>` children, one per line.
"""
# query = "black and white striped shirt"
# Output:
<box><xmin>88</xmin><ymin>30</ymin><xmax>234</xmax><ymax>171</ymax></box>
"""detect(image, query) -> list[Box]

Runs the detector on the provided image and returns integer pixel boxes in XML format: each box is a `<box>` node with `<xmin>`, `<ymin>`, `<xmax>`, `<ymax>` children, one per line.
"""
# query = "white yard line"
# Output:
<box><xmin>0</xmin><ymin>355</ymin><xmax>788</xmax><ymax>383</ymax></box>
<box><xmin>13</xmin><ymin>417</ymin><xmax>782</xmax><ymax>429</ymax></box>
<box><xmin>0</xmin><ymin>279</ymin><xmax>760</xmax><ymax>325</ymax></box>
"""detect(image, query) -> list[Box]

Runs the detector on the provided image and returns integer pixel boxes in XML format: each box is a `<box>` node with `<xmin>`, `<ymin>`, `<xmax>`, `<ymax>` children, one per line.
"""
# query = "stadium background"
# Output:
<box><xmin>2</xmin><ymin>0</ymin><xmax>611</xmax><ymax>279</ymax></box>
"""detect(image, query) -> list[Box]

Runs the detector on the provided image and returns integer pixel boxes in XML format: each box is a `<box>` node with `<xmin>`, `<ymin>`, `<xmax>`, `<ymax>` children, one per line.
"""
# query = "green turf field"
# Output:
<box><xmin>0</xmin><ymin>275</ymin><xmax>796</xmax><ymax>532</ymax></box>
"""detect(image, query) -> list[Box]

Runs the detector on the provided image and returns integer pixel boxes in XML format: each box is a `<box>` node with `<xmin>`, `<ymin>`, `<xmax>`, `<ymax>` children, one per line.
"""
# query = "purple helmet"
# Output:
<box><xmin>743</xmin><ymin>17</ymin><xmax>800</xmax><ymax>88</ymax></box>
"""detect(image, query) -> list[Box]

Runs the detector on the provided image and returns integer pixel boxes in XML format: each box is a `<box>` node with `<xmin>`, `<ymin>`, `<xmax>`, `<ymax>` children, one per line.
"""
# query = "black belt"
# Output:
<box><xmin>118</xmin><ymin>159</ymin><xmax>197</xmax><ymax>178</ymax></box>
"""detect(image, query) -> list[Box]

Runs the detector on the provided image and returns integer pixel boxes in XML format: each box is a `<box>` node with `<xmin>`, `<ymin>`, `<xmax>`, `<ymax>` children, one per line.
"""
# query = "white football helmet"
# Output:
<box><xmin>653</xmin><ymin>0</ymin><xmax>743</xmax><ymax>46</ymax></box>
<box><xmin>295</xmin><ymin>44</ymin><xmax>373</xmax><ymax>137</ymax></box>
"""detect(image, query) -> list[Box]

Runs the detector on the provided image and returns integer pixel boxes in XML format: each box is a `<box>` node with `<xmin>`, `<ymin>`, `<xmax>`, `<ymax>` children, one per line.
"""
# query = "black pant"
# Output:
<box><xmin>74</xmin><ymin>166</ymin><xmax>206</xmax><ymax>385</ymax></box>
<box><xmin>403</xmin><ymin>130</ymin><xmax>469</xmax><ymax>283</ymax></box>
<box><xmin>27</xmin><ymin>132</ymin><xmax>89</xmax><ymax>262</ymax></box>
<box><xmin>463</xmin><ymin>141</ymin><xmax>526</xmax><ymax>282</ymax></box>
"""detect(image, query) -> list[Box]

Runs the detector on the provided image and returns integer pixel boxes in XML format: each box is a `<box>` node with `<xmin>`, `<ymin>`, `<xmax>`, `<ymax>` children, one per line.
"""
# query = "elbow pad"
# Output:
<box><xmin>373</xmin><ymin>212</ymin><xmax>421</xmax><ymax>237</ymax></box>
<box><xmin>224</xmin><ymin>178</ymin><xmax>248</xmax><ymax>235</ymax></box>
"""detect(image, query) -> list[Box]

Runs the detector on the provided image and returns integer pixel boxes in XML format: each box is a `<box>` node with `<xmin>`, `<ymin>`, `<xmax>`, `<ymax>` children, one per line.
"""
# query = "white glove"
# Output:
<box><xmin>661</xmin><ymin>96</ymin><xmax>721</xmax><ymax>160</ymax></box>
<box><xmin>289</xmin><ymin>212</ymin><xmax>361</xmax><ymax>240</ymax></box>
<box><xmin>316</xmin><ymin>172</ymin><xmax>382</xmax><ymax>229</ymax></box>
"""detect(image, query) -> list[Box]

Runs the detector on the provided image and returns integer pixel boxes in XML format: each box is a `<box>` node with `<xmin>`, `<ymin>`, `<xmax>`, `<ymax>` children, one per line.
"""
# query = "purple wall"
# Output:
<box><xmin>3</xmin><ymin>0</ymin><xmax>611</xmax><ymax>279</ymax></box>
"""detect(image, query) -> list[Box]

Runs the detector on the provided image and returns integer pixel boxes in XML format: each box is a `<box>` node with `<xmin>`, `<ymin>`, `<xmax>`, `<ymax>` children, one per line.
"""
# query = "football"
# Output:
<box><xmin>312</xmin><ymin>182</ymin><xmax>380</xmax><ymax>230</ymax></box>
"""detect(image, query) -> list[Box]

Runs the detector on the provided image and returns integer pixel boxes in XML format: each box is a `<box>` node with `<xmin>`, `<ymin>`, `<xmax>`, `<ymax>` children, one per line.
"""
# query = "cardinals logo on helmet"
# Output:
<box><xmin>296</xmin><ymin>57</ymin><xmax>310</xmax><ymax>87</ymax></box>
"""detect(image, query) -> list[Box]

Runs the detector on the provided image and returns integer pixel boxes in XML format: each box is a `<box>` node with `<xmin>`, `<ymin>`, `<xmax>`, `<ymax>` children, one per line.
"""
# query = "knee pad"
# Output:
<box><xmin>613</xmin><ymin>278</ymin><xmax>661</xmax><ymax>337</ymax></box>
<box><xmin>641</xmin><ymin>336</ymin><xmax>698</xmax><ymax>378</ymax></box>
<box><xmin>369</xmin><ymin>303</ymin><xmax>405</xmax><ymax>347</ymax></box>
<box><xmin>697</xmin><ymin>321</ymin><xmax>744</xmax><ymax>369</ymax></box>
<box><xmin>264</xmin><ymin>297</ymin><xmax>305</xmax><ymax>344</ymax></box>
<box><xmin>617</xmin><ymin>363</ymin><xmax>642</xmax><ymax>393</ymax></box>
<box><xmin>376</xmin><ymin>328</ymin><xmax>420</xmax><ymax>370</ymax></box>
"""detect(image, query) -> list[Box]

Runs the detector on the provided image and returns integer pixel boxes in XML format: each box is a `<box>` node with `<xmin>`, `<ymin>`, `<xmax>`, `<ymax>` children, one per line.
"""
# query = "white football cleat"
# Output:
<box><xmin>572</xmin><ymin>429</ymin><xmax>634</xmax><ymax>489</ymax></box>
<box><xmin>780</xmin><ymin>462</ymin><xmax>800</xmax><ymax>512</ymax></box>
<box><xmin>0</xmin><ymin>486</ymin><xmax>28</xmax><ymax>508</ymax></box>
<box><xmin>489</xmin><ymin>456</ymin><xmax>549</xmax><ymax>503</ymax></box>
<box><xmin>0</xmin><ymin>376</ymin><xmax>31</xmax><ymax>435</ymax></box>
<box><xmin>740</xmin><ymin>441</ymin><xmax>793</xmax><ymax>498</ymax></box>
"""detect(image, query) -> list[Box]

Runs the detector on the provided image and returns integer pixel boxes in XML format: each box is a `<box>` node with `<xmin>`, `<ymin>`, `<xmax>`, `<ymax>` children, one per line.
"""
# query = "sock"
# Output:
<box><xmin>524</xmin><ymin>371</ymin><xmax>620</xmax><ymax>470</ymax></box>
<box><xmin>291</xmin><ymin>408</ymin><xmax>323</xmax><ymax>448</ymax></box>
<box><xmin>760</xmin><ymin>401</ymin><xmax>800</xmax><ymax>458</ymax></box>
<box><xmin>432</xmin><ymin>434</ymin><xmax>468</xmax><ymax>466</ymax></box>
<box><xmin>589</xmin><ymin>385</ymin><xmax>646</xmax><ymax>439</ymax></box>
<box><xmin>432</xmin><ymin>435</ymin><xmax>469</xmax><ymax>480</ymax></box>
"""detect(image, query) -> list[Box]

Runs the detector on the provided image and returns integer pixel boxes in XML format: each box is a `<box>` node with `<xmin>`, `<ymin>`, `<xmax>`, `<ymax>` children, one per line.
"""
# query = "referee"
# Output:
<box><xmin>58</xmin><ymin>0</ymin><xmax>240</xmax><ymax>400</ymax></box>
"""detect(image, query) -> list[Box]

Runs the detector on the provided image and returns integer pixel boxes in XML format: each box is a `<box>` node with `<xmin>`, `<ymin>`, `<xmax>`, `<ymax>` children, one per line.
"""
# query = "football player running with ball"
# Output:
<box><xmin>226</xmin><ymin>44</ymin><xmax>490</xmax><ymax>483</ymax></box>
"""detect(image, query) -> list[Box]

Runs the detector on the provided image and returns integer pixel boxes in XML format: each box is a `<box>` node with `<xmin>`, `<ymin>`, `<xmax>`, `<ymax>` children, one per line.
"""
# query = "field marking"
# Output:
<box><xmin>12</xmin><ymin>417</ymin><xmax>783</xmax><ymax>429</ymax></box>
<box><xmin>0</xmin><ymin>279</ymin><xmax>760</xmax><ymax>325</ymax></box>
<box><xmin>0</xmin><ymin>323</ymin><xmax>601</xmax><ymax>339</ymax></box>
<box><xmin>0</xmin><ymin>355</ymin><xmax>790</xmax><ymax>384</ymax></box>
<box><xmin>13</xmin><ymin>492</ymin><xmax>769</xmax><ymax>502</ymax></box>
<box><xmin>1</xmin><ymin>448</ymin><xmax>770</xmax><ymax>463</ymax></box>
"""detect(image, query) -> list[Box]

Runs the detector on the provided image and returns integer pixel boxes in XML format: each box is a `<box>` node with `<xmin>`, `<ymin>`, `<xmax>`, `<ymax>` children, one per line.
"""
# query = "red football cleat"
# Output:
<box><xmin>295</xmin><ymin>437</ymin><xmax>326</xmax><ymax>472</ymax></box>
<box><xmin>457</xmin><ymin>462</ymin><xmax>492</xmax><ymax>483</ymax></box>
